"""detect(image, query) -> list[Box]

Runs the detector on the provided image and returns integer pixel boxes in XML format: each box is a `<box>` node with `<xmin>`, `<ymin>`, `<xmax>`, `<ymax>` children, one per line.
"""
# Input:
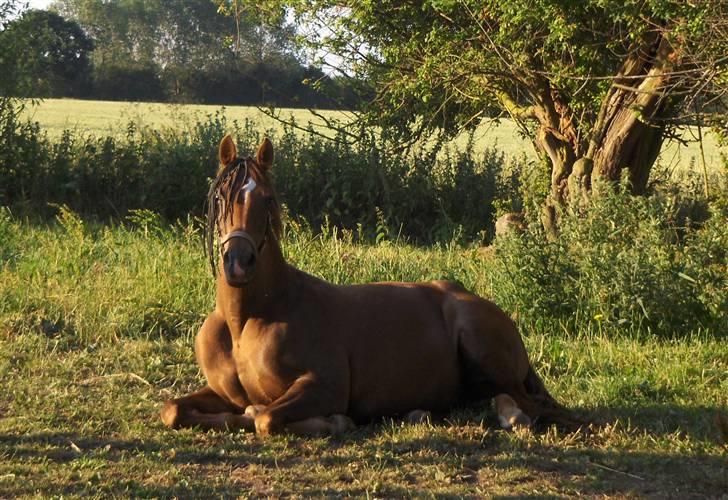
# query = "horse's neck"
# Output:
<box><xmin>217</xmin><ymin>240</ymin><xmax>290</xmax><ymax>329</ymax></box>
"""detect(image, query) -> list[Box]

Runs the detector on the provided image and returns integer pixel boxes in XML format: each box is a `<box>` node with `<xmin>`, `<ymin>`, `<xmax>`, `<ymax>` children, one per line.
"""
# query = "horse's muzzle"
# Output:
<box><xmin>222</xmin><ymin>237</ymin><xmax>257</xmax><ymax>287</ymax></box>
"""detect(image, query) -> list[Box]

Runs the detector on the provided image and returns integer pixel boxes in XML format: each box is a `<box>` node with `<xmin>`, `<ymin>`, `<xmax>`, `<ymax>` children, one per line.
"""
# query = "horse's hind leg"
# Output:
<box><xmin>494</xmin><ymin>394</ymin><xmax>531</xmax><ymax>429</ymax></box>
<box><xmin>161</xmin><ymin>386</ymin><xmax>254</xmax><ymax>432</ymax></box>
<box><xmin>442</xmin><ymin>287</ymin><xmax>540</xmax><ymax>427</ymax></box>
<box><xmin>450</xmin><ymin>294</ymin><xmax>577</xmax><ymax>429</ymax></box>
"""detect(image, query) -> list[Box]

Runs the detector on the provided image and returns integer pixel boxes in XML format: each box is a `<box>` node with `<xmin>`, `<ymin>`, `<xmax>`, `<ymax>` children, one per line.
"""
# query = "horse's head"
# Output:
<box><xmin>206</xmin><ymin>135</ymin><xmax>282</xmax><ymax>287</ymax></box>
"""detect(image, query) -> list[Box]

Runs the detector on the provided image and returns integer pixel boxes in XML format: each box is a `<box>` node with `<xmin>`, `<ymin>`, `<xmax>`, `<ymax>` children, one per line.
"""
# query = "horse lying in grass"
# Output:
<box><xmin>161</xmin><ymin>136</ymin><xmax>578</xmax><ymax>436</ymax></box>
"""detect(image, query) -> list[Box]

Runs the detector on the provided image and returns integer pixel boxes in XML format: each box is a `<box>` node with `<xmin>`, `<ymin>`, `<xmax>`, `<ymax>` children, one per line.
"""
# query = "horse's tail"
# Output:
<box><xmin>523</xmin><ymin>365</ymin><xmax>586</xmax><ymax>431</ymax></box>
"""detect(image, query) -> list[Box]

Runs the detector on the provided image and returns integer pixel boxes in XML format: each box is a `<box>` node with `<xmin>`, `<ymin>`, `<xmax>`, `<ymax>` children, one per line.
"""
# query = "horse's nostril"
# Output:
<box><xmin>223</xmin><ymin>251</ymin><xmax>231</xmax><ymax>264</ymax></box>
<box><xmin>244</xmin><ymin>252</ymin><xmax>256</xmax><ymax>267</ymax></box>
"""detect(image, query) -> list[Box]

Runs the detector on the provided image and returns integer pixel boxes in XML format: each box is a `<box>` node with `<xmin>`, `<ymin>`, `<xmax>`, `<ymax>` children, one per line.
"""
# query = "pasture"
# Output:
<box><xmin>1</xmin><ymin>98</ymin><xmax>725</xmax><ymax>497</ymax></box>
<box><xmin>4</xmin><ymin>0</ymin><xmax>728</xmax><ymax>493</ymax></box>
<box><xmin>23</xmin><ymin>98</ymin><xmax>725</xmax><ymax>172</ymax></box>
<box><xmin>0</xmin><ymin>210</ymin><xmax>726</xmax><ymax>497</ymax></box>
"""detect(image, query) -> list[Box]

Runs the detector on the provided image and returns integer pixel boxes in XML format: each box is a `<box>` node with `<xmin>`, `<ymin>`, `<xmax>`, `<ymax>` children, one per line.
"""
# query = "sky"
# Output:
<box><xmin>28</xmin><ymin>0</ymin><xmax>53</xmax><ymax>9</ymax></box>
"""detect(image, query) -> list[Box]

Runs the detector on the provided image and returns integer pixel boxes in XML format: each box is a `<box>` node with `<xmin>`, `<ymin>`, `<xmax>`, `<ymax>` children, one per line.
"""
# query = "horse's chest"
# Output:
<box><xmin>233</xmin><ymin>323</ymin><xmax>299</xmax><ymax>404</ymax></box>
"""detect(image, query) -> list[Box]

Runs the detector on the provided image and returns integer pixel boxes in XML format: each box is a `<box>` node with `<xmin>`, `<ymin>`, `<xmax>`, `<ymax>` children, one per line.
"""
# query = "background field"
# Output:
<box><xmin>24</xmin><ymin>98</ymin><xmax>725</xmax><ymax>172</ymax></box>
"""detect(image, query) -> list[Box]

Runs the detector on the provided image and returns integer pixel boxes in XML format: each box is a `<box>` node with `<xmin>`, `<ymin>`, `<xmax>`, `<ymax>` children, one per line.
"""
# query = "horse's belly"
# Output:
<box><xmin>346</xmin><ymin>306</ymin><xmax>461</xmax><ymax>420</ymax></box>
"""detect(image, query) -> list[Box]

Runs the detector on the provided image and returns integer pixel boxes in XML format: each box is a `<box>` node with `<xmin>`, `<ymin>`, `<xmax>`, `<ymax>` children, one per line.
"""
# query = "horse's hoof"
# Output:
<box><xmin>245</xmin><ymin>404</ymin><xmax>266</xmax><ymax>418</ymax></box>
<box><xmin>329</xmin><ymin>414</ymin><xmax>355</xmax><ymax>434</ymax></box>
<box><xmin>254</xmin><ymin>412</ymin><xmax>276</xmax><ymax>436</ymax></box>
<box><xmin>498</xmin><ymin>409</ymin><xmax>532</xmax><ymax>430</ymax></box>
<box><xmin>160</xmin><ymin>401</ymin><xmax>180</xmax><ymax>429</ymax></box>
<box><xmin>405</xmin><ymin>409</ymin><xmax>431</xmax><ymax>424</ymax></box>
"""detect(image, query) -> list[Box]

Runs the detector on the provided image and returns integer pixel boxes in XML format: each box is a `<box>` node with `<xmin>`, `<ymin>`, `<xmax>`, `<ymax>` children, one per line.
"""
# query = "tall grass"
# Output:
<box><xmin>1</xmin><ymin>194</ymin><xmax>725</xmax><ymax>345</ymax></box>
<box><xmin>0</xmin><ymin>207</ymin><xmax>490</xmax><ymax>346</ymax></box>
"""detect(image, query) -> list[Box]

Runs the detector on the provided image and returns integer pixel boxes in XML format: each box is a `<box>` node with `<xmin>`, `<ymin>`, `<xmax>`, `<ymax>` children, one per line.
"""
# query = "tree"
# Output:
<box><xmin>0</xmin><ymin>0</ymin><xmax>32</xmax><ymax>99</ymax></box>
<box><xmin>249</xmin><ymin>0</ymin><xmax>728</xmax><ymax>228</ymax></box>
<box><xmin>51</xmin><ymin>0</ymin><xmax>326</xmax><ymax>104</ymax></box>
<box><xmin>0</xmin><ymin>9</ymin><xmax>93</xmax><ymax>97</ymax></box>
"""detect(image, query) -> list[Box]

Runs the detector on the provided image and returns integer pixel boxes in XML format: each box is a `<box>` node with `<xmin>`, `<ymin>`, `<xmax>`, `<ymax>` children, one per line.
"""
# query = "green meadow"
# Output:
<box><xmin>0</xmin><ymin>207</ymin><xmax>726</xmax><ymax>497</ymax></box>
<box><xmin>1</xmin><ymin>98</ymin><xmax>725</xmax><ymax>497</ymax></box>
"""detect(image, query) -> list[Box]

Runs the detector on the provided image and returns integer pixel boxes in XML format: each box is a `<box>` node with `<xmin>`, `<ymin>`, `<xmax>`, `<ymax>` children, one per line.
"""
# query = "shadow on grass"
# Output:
<box><xmin>0</xmin><ymin>431</ymin><xmax>223</xmax><ymax>464</ymax></box>
<box><xmin>388</xmin><ymin>401</ymin><xmax>724</xmax><ymax>443</ymax></box>
<box><xmin>2</xmin><ymin>401</ymin><xmax>725</xmax><ymax>497</ymax></box>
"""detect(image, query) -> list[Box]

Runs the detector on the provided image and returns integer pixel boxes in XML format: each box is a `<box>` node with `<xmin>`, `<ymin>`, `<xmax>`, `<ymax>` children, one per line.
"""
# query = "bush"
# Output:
<box><xmin>0</xmin><ymin>105</ymin><xmax>520</xmax><ymax>243</ymax></box>
<box><xmin>0</xmin><ymin>103</ymin><xmax>230</xmax><ymax>220</ymax></box>
<box><xmin>272</xmin><ymin>125</ymin><xmax>523</xmax><ymax>243</ymax></box>
<box><xmin>487</xmin><ymin>177</ymin><xmax>727</xmax><ymax>337</ymax></box>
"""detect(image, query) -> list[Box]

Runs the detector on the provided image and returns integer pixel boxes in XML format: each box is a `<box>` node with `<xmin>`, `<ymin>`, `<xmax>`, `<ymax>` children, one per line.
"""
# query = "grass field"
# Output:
<box><xmin>1</xmin><ymin>211</ymin><xmax>726</xmax><ymax>497</ymax></box>
<box><xmin>23</xmin><ymin>98</ymin><xmax>725</xmax><ymax>172</ymax></box>
<box><xmin>4</xmin><ymin>99</ymin><xmax>726</xmax><ymax>496</ymax></box>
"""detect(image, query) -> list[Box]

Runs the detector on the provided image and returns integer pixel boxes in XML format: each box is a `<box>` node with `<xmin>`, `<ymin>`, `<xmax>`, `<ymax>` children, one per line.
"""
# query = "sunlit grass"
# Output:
<box><xmin>0</xmin><ymin>211</ymin><xmax>725</xmax><ymax>497</ymax></box>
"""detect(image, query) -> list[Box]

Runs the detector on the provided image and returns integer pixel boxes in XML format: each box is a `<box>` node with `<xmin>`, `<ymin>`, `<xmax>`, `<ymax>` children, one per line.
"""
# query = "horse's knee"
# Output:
<box><xmin>245</xmin><ymin>404</ymin><xmax>266</xmax><ymax>418</ymax></box>
<box><xmin>161</xmin><ymin>400</ymin><xmax>181</xmax><ymax>429</ymax></box>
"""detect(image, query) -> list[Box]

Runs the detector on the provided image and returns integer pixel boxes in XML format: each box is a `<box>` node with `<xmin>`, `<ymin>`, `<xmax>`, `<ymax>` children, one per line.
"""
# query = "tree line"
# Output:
<box><xmin>0</xmin><ymin>0</ymin><xmax>360</xmax><ymax>108</ymax></box>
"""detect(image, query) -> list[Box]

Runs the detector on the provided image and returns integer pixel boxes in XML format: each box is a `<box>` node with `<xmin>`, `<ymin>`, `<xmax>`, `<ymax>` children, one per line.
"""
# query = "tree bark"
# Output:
<box><xmin>585</xmin><ymin>32</ymin><xmax>675</xmax><ymax>194</ymax></box>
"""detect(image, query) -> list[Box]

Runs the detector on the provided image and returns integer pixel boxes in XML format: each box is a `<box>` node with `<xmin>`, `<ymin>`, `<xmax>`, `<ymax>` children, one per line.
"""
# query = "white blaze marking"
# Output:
<box><xmin>242</xmin><ymin>178</ymin><xmax>257</xmax><ymax>193</ymax></box>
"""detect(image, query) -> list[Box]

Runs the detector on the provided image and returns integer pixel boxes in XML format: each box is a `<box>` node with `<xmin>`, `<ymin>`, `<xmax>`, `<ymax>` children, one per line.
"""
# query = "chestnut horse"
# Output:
<box><xmin>160</xmin><ymin>135</ymin><xmax>577</xmax><ymax>436</ymax></box>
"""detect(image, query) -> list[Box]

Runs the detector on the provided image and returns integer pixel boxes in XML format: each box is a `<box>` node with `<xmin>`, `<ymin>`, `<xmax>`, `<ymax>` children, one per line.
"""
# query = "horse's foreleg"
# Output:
<box><xmin>278</xmin><ymin>414</ymin><xmax>355</xmax><ymax>437</ymax></box>
<box><xmin>161</xmin><ymin>386</ymin><xmax>254</xmax><ymax>432</ymax></box>
<box><xmin>252</xmin><ymin>376</ymin><xmax>352</xmax><ymax>437</ymax></box>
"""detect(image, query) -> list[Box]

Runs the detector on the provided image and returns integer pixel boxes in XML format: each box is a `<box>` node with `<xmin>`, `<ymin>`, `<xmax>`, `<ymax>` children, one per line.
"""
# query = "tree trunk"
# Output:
<box><xmin>585</xmin><ymin>32</ymin><xmax>675</xmax><ymax>194</ymax></box>
<box><xmin>592</xmin><ymin>118</ymin><xmax>664</xmax><ymax>194</ymax></box>
<box><xmin>503</xmin><ymin>31</ymin><xmax>676</xmax><ymax>230</ymax></box>
<box><xmin>524</xmin><ymin>82</ymin><xmax>581</xmax><ymax>235</ymax></box>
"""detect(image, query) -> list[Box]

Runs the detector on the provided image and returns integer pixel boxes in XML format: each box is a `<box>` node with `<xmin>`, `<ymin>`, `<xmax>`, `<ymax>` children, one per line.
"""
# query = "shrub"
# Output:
<box><xmin>0</xmin><ymin>106</ymin><xmax>520</xmax><ymax>243</ymax></box>
<box><xmin>488</xmin><ymin>177</ymin><xmax>727</xmax><ymax>337</ymax></box>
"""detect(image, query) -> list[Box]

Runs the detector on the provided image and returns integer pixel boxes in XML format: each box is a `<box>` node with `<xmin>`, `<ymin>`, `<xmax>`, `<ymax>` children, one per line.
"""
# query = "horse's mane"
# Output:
<box><xmin>204</xmin><ymin>156</ymin><xmax>282</xmax><ymax>276</ymax></box>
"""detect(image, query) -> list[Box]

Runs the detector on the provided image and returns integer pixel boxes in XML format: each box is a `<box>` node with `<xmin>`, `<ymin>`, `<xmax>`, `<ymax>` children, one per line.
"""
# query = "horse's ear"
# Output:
<box><xmin>256</xmin><ymin>138</ymin><xmax>274</xmax><ymax>170</ymax></box>
<box><xmin>218</xmin><ymin>134</ymin><xmax>237</xmax><ymax>167</ymax></box>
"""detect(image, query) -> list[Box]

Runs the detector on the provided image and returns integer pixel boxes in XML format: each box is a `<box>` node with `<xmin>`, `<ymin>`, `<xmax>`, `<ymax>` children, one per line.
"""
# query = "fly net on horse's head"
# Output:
<box><xmin>204</xmin><ymin>156</ymin><xmax>283</xmax><ymax>276</ymax></box>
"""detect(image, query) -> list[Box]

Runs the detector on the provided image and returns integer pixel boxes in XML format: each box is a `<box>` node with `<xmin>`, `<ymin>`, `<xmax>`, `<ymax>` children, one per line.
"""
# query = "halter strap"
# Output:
<box><xmin>220</xmin><ymin>229</ymin><xmax>258</xmax><ymax>250</ymax></box>
<box><xmin>219</xmin><ymin>212</ymin><xmax>270</xmax><ymax>258</ymax></box>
